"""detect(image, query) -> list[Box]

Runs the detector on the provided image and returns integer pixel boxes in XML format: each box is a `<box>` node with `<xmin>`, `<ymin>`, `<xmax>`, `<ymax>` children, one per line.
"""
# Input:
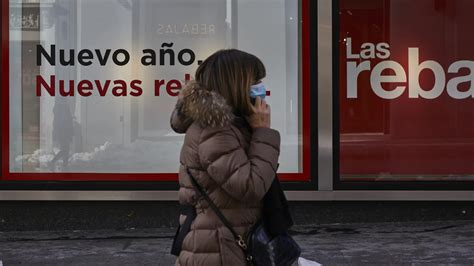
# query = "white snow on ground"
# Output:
<box><xmin>15</xmin><ymin>142</ymin><xmax>112</xmax><ymax>166</ymax></box>
<box><xmin>15</xmin><ymin>140</ymin><xmax>183</xmax><ymax>173</ymax></box>
<box><xmin>14</xmin><ymin>138</ymin><xmax>300</xmax><ymax>173</ymax></box>
<box><xmin>15</xmin><ymin>148</ymin><xmax>54</xmax><ymax>164</ymax></box>
<box><xmin>69</xmin><ymin>141</ymin><xmax>111</xmax><ymax>163</ymax></box>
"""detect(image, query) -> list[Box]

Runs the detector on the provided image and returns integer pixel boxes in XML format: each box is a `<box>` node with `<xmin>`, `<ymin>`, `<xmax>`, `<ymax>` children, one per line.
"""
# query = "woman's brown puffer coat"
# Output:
<box><xmin>170</xmin><ymin>81</ymin><xmax>281</xmax><ymax>266</ymax></box>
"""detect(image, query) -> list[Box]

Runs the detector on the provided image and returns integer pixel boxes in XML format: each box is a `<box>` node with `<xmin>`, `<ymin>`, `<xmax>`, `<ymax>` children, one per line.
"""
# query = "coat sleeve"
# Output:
<box><xmin>198</xmin><ymin>127</ymin><xmax>280</xmax><ymax>203</ymax></box>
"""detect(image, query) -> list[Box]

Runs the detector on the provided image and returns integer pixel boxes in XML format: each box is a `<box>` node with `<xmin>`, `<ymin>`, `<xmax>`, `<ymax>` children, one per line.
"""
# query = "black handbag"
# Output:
<box><xmin>186</xmin><ymin>168</ymin><xmax>301</xmax><ymax>266</ymax></box>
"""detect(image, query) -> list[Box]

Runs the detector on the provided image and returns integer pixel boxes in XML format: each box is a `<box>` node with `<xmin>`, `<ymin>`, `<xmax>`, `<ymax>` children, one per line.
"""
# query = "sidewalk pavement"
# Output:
<box><xmin>1</xmin><ymin>220</ymin><xmax>473</xmax><ymax>265</ymax></box>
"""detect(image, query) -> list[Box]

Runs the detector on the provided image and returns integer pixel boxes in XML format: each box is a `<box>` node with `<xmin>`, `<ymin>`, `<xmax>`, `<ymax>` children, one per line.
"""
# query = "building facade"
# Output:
<box><xmin>1</xmin><ymin>0</ymin><xmax>473</xmax><ymax>201</ymax></box>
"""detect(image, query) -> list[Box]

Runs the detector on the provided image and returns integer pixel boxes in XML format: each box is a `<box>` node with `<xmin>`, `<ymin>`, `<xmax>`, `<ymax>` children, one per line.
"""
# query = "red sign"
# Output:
<box><xmin>339</xmin><ymin>0</ymin><xmax>474</xmax><ymax>179</ymax></box>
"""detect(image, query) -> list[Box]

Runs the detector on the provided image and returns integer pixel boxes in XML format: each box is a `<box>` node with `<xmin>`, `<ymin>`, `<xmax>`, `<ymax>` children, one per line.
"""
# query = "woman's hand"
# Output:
<box><xmin>248</xmin><ymin>96</ymin><xmax>271</xmax><ymax>128</ymax></box>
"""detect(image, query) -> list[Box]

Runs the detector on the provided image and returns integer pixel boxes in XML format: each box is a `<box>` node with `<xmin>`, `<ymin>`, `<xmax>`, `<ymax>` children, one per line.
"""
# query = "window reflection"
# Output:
<box><xmin>9</xmin><ymin>0</ymin><xmax>303</xmax><ymax>175</ymax></box>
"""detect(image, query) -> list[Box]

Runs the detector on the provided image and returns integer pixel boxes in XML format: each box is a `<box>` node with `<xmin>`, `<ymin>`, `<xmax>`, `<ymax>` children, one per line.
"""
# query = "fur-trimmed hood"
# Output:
<box><xmin>170</xmin><ymin>81</ymin><xmax>235</xmax><ymax>133</ymax></box>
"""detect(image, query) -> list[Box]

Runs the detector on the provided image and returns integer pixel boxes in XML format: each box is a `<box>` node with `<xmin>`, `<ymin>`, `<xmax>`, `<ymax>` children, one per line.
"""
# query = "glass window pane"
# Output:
<box><xmin>338</xmin><ymin>0</ymin><xmax>474</xmax><ymax>181</ymax></box>
<box><xmin>6</xmin><ymin>0</ymin><xmax>307</xmax><ymax>180</ymax></box>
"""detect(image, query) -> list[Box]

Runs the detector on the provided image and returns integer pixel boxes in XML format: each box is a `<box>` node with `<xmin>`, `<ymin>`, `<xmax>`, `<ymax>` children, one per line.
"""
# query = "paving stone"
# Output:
<box><xmin>1</xmin><ymin>221</ymin><xmax>473</xmax><ymax>265</ymax></box>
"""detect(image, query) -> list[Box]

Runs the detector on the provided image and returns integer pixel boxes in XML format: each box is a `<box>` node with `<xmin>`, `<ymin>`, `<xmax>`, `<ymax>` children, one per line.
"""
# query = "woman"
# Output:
<box><xmin>170</xmin><ymin>49</ymin><xmax>280</xmax><ymax>265</ymax></box>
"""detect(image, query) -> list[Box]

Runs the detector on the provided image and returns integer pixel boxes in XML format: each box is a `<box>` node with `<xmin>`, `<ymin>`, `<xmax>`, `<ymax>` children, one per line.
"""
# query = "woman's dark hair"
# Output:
<box><xmin>195</xmin><ymin>49</ymin><xmax>266</xmax><ymax>116</ymax></box>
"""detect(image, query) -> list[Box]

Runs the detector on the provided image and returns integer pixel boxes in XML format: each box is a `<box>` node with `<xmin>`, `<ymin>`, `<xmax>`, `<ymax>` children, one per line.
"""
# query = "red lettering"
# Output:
<box><xmin>112</xmin><ymin>80</ymin><xmax>127</xmax><ymax>96</ymax></box>
<box><xmin>130</xmin><ymin>80</ymin><xmax>143</xmax><ymax>96</ymax></box>
<box><xmin>166</xmin><ymin>79</ymin><xmax>182</xmax><ymax>96</ymax></box>
<box><xmin>59</xmin><ymin>80</ymin><xmax>75</xmax><ymax>96</ymax></box>
<box><xmin>154</xmin><ymin>80</ymin><xmax>165</xmax><ymax>96</ymax></box>
<box><xmin>95</xmin><ymin>80</ymin><xmax>111</xmax><ymax>96</ymax></box>
<box><xmin>36</xmin><ymin>75</ymin><xmax>55</xmax><ymax>96</ymax></box>
<box><xmin>78</xmin><ymin>80</ymin><xmax>93</xmax><ymax>96</ymax></box>
<box><xmin>185</xmin><ymin>73</ymin><xmax>191</xmax><ymax>84</ymax></box>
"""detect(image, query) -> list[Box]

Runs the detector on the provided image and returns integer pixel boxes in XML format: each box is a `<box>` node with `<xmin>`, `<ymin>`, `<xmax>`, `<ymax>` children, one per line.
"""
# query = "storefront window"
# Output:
<box><xmin>4</xmin><ymin>0</ymin><xmax>310</xmax><ymax>181</ymax></box>
<box><xmin>338</xmin><ymin>0</ymin><xmax>474</xmax><ymax>181</ymax></box>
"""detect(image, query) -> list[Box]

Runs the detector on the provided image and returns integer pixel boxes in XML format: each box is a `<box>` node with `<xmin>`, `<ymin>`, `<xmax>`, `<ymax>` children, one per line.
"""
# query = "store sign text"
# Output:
<box><xmin>35</xmin><ymin>44</ymin><xmax>199</xmax><ymax>97</ymax></box>
<box><xmin>346</xmin><ymin>37</ymin><xmax>474</xmax><ymax>99</ymax></box>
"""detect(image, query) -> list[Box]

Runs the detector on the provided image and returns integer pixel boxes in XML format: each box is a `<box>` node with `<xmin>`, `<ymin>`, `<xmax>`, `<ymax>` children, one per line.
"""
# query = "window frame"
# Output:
<box><xmin>0</xmin><ymin>0</ymin><xmax>318</xmax><ymax>191</ymax></box>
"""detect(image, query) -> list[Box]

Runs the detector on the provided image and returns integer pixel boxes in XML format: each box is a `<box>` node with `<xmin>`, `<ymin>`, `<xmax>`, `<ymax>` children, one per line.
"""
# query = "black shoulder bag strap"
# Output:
<box><xmin>186</xmin><ymin>168</ymin><xmax>250</xmax><ymax>255</ymax></box>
